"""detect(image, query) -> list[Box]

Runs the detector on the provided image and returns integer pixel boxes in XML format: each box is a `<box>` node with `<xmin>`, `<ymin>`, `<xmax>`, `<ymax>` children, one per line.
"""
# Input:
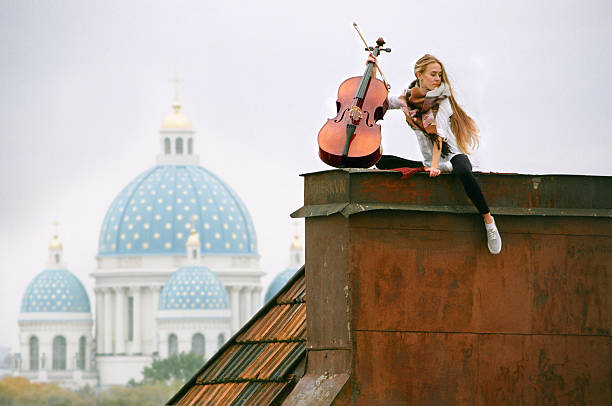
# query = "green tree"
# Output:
<box><xmin>141</xmin><ymin>352</ymin><xmax>205</xmax><ymax>384</ymax></box>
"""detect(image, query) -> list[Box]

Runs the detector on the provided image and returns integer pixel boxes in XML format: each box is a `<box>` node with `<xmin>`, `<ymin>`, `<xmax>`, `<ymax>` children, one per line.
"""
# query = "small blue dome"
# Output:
<box><xmin>264</xmin><ymin>268</ymin><xmax>298</xmax><ymax>303</ymax></box>
<box><xmin>98</xmin><ymin>165</ymin><xmax>258</xmax><ymax>257</ymax></box>
<box><xmin>21</xmin><ymin>269</ymin><xmax>91</xmax><ymax>313</ymax></box>
<box><xmin>159</xmin><ymin>266</ymin><xmax>229</xmax><ymax>310</ymax></box>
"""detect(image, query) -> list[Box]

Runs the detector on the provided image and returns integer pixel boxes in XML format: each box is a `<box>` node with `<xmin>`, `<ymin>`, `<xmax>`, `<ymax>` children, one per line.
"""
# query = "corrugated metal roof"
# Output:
<box><xmin>168</xmin><ymin>267</ymin><xmax>306</xmax><ymax>406</ymax></box>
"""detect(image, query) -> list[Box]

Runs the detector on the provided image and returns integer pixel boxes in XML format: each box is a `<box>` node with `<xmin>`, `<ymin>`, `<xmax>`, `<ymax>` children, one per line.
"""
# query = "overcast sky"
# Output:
<box><xmin>0</xmin><ymin>0</ymin><xmax>610</xmax><ymax>350</ymax></box>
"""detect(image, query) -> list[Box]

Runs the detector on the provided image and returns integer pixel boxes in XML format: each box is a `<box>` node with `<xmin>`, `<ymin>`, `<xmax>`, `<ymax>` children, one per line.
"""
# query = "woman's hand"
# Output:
<box><xmin>425</xmin><ymin>167</ymin><xmax>441</xmax><ymax>177</ymax></box>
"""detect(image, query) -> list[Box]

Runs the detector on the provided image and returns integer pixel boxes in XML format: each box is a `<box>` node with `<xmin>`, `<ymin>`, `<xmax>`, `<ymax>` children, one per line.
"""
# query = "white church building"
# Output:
<box><xmin>15</xmin><ymin>95</ymin><xmax>303</xmax><ymax>387</ymax></box>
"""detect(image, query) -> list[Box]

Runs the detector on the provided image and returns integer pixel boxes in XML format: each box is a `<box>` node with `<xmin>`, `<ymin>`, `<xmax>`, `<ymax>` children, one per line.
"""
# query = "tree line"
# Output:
<box><xmin>0</xmin><ymin>352</ymin><xmax>205</xmax><ymax>406</ymax></box>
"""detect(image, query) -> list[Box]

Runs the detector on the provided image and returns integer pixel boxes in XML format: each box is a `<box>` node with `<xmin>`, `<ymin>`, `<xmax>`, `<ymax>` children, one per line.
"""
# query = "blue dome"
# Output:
<box><xmin>98</xmin><ymin>165</ymin><xmax>257</xmax><ymax>256</ymax></box>
<box><xmin>159</xmin><ymin>266</ymin><xmax>229</xmax><ymax>310</ymax></box>
<box><xmin>21</xmin><ymin>269</ymin><xmax>91</xmax><ymax>313</ymax></box>
<box><xmin>264</xmin><ymin>268</ymin><xmax>298</xmax><ymax>303</ymax></box>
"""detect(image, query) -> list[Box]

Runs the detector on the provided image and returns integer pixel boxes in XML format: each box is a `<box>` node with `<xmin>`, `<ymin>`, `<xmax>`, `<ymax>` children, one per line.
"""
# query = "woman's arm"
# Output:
<box><xmin>425</xmin><ymin>136</ymin><xmax>442</xmax><ymax>177</ymax></box>
<box><xmin>367</xmin><ymin>54</ymin><xmax>406</xmax><ymax>110</ymax></box>
<box><xmin>389</xmin><ymin>95</ymin><xmax>407</xmax><ymax>110</ymax></box>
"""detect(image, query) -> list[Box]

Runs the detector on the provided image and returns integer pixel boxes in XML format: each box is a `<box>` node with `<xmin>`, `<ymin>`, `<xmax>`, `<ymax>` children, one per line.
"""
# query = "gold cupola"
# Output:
<box><xmin>161</xmin><ymin>99</ymin><xmax>193</xmax><ymax>130</ymax></box>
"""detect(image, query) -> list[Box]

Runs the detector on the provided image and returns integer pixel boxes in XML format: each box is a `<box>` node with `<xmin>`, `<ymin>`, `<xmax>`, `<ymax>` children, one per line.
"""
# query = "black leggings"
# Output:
<box><xmin>450</xmin><ymin>154</ymin><xmax>490</xmax><ymax>214</ymax></box>
<box><xmin>376</xmin><ymin>154</ymin><xmax>490</xmax><ymax>214</ymax></box>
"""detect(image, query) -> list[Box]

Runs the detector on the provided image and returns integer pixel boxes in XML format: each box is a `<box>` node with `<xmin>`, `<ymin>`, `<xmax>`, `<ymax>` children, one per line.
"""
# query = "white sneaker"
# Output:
<box><xmin>485</xmin><ymin>218</ymin><xmax>502</xmax><ymax>254</ymax></box>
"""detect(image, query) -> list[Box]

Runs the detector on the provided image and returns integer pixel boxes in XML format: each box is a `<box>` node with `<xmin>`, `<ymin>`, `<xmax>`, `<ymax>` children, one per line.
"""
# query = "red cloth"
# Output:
<box><xmin>391</xmin><ymin>166</ymin><xmax>425</xmax><ymax>179</ymax></box>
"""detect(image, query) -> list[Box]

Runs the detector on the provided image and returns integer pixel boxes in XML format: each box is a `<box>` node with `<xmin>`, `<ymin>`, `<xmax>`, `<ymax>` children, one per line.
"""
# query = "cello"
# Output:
<box><xmin>318</xmin><ymin>26</ymin><xmax>391</xmax><ymax>168</ymax></box>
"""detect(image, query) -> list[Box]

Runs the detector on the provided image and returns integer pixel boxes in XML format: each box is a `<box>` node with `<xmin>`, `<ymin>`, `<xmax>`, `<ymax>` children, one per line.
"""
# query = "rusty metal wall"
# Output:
<box><xmin>296</xmin><ymin>170</ymin><xmax>611</xmax><ymax>405</ymax></box>
<box><xmin>341</xmin><ymin>212</ymin><xmax>611</xmax><ymax>405</ymax></box>
<box><xmin>304</xmin><ymin>215</ymin><xmax>352</xmax><ymax>374</ymax></box>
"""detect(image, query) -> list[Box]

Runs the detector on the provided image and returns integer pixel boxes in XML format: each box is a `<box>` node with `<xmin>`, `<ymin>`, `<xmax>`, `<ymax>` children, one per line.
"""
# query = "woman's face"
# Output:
<box><xmin>417</xmin><ymin>62</ymin><xmax>442</xmax><ymax>91</ymax></box>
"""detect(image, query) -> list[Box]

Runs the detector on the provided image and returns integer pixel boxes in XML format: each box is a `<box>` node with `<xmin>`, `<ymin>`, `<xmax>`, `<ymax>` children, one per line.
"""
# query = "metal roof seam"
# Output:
<box><xmin>196</xmin><ymin>377</ymin><xmax>292</xmax><ymax>384</ymax></box>
<box><xmin>235</xmin><ymin>338</ymin><xmax>307</xmax><ymax>344</ymax></box>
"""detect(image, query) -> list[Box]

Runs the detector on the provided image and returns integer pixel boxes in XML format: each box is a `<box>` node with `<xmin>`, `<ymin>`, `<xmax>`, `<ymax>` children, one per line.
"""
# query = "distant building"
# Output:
<box><xmin>16</xmin><ymin>95</ymin><xmax>267</xmax><ymax>387</ymax></box>
<box><xmin>264</xmin><ymin>227</ymin><xmax>303</xmax><ymax>303</ymax></box>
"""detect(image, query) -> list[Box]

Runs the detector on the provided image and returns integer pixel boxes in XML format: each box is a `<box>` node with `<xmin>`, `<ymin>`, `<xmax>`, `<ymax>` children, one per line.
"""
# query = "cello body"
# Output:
<box><xmin>318</xmin><ymin>76</ymin><xmax>388</xmax><ymax>168</ymax></box>
<box><xmin>317</xmin><ymin>36</ymin><xmax>390</xmax><ymax>168</ymax></box>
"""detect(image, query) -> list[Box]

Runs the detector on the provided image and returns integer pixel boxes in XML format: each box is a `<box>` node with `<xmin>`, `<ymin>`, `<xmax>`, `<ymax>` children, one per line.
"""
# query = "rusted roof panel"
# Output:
<box><xmin>168</xmin><ymin>267</ymin><xmax>306</xmax><ymax>406</ymax></box>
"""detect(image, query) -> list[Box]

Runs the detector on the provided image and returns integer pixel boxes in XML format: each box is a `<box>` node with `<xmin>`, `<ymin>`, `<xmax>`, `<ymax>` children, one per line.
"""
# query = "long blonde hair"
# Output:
<box><xmin>414</xmin><ymin>54</ymin><xmax>479</xmax><ymax>154</ymax></box>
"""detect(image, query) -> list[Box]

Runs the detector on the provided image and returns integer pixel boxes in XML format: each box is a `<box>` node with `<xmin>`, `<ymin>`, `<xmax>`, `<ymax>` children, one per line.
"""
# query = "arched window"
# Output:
<box><xmin>192</xmin><ymin>249</ymin><xmax>197</xmax><ymax>259</ymax></box>
<box><xmin>175</xmin><ymin>138</ymin><xmax>183</xmax><ymax>155</ymax></box>
<box><xmin>52</xmin><ymin>336</ymin><xmax>66</xmax><ymax>370</ymax></box>
<box><xmin>191</xmin><ymin>333</ymin><xmax>205</xmax><ymax>356</ymax></box>
<box><xmin>29</xmin><ymin>336</ymin><xmax>39</xmax><ymax>370</ymax></box>
<box><xmin>78</xmin><ymin>336</ymin><xmax>86</xmax><ymax>370</ymax></box>
<box><xmin>187</xmin><ymin>138</ymin><xmax>193</xmax><ymax>155</ymax></box>
<box><xmin>55</xmin><ymin>254</ymin><xmax>60</xmax><ymax>264</ymax></box>
<box><xmin>217</xmin><ymin>333</ymin><xmax>225</xmax><ymax>349</ymax></box>
<box><xmin>168</xmin><ymin>334</ymin><xmax>178</xmax><ymax>356</ymax></box>
<box><xmin>164</xmin><ymin>138</ymin><xmax>171</xmax><ymax>154</ymax></box>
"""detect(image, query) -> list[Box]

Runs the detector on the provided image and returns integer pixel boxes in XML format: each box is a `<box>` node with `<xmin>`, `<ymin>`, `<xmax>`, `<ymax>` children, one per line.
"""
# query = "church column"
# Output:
<box><xmin>20</xmin><ymin>338</ymin><xmax>28</xmax><ymax>372</ymax></box>
<box><xmin>66</xmin><ymin>338</ymin><xmax>77</xmax><ymax>371</ymax></box>
<box><xmin>242</xmin><ymin>287</ymin><xmax>252</xmax><ymax>322</ymax></box>
<box><xmin>251</xmin><ymin>287</ymin><xmax>262</xmax><ymax>315</ymax></box>
<box><xmin>228</xmin><ymin>286</ymin><xmax>240</xmax><ymax>333</ymax></box>
<box><xmin>238</xmin><ymin>287</ymin><xmax>246</xmax><ymax>325</ymax></box>
<box><xmin>249</xmin><ymin>287</ymin><xmax>257</xmax><ymax>317</ymax></box>
<box><xmin>114</xmin><ymin>287</ymin><xmax>126</xmax><ymax>354</ymax></box>
<box><xmin>94</xmin><ymin>288</ymin><xmax>104</xmax><ymax>355</ymax></box>
<box><xmin>40</xmin><ymin>338</ymin><xmax>51</xmax><ymax>370</ymax></box>
<box><xmin>85</xmin><ymin>337</ymin><xmax>92</xmax><ymax>370</ymax></box>
<box><xmin>151</xmin><ymin>285</ymin><xmax>161</xmax><ymax>353</ymax></box>
<box><xmin>130</xmin><ymin>286</ymin><xmax>142</xmax><ymax>354</ymax></box>
<box><xmin>103</xmin><ymin>288</ymin><xmax>113</xmax><ymax>354</ymax></box>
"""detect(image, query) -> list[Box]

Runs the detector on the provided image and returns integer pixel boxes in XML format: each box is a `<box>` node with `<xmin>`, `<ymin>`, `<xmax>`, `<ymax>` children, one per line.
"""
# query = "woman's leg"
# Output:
<box><xmin>450</xmin><ymin>154</ymin><xmax>490</xmax><ymax>215</ymax></box>
<box><xmin>376</xmin><ymin>155</ymin><xmax>423</xmax><ymax>169</ymax></box>
<box><xmin>451</xmin><ymin>154</ymin><xmax>502</xmax><ymax>254</ymax></box>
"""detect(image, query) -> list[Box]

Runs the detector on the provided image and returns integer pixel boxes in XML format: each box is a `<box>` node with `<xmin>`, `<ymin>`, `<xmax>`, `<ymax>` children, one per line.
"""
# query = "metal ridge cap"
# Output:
<box><xmin>290</xmin><ymin>203</ymin><xmax>348</xmax><ymax>218</ymax></box>
<box><xmin>291</xmin><ymin>203</ymin><xmax>612</xmax><ymax>218</ymax></box>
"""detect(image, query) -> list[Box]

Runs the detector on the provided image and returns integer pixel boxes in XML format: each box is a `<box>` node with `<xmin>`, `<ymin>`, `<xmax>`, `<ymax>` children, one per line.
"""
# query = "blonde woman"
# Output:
<box><xmin>372</xmin><ymin>54</ymin><xmax>502</xmax><ymax>254</ymax></box>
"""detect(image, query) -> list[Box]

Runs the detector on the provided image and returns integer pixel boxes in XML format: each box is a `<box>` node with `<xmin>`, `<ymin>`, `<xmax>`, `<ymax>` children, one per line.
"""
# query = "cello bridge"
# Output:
<box><xmin>349</xmin><ymin>105</ymin><xmax>363</xmax><ymax>121</ymax></box>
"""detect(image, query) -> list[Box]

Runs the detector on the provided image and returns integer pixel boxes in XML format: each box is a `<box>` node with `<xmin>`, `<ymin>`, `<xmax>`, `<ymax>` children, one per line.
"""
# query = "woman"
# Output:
<box><xmin>372</xmin><ymin>54</ymin><xmax>502</xmax><ymax>254</ymax></box>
